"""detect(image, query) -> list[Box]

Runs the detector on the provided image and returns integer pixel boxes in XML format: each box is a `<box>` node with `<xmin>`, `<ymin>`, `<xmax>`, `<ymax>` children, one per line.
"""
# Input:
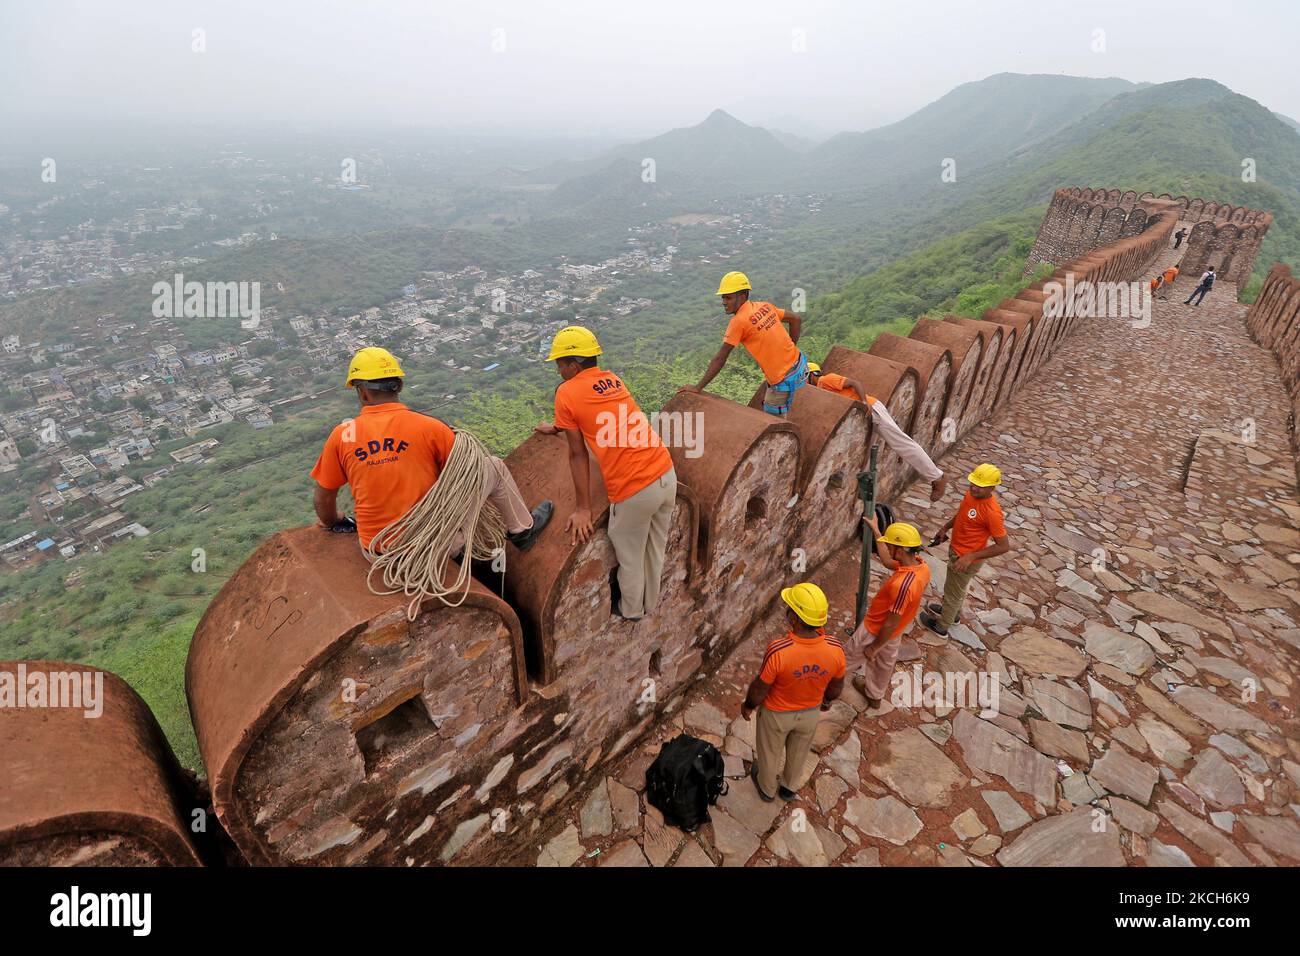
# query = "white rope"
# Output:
<box><xmin>364</xmin><ymin>428</ymin><xmax>506</xmax><ymax>619</ymax></box>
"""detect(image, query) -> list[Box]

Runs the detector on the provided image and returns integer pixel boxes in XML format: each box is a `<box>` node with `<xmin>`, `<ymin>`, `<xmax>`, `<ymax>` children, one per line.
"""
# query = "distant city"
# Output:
<box><xmin>0</xmin><ymin>150</ymin><xmax>822</xmax><ymax>569</ymax></box>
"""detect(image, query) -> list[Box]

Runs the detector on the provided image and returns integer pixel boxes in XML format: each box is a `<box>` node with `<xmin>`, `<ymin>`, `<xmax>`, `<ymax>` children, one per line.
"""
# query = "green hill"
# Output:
<box><xmin>533</xmin><ymin>108</ymin><xmax>799</xmax><ymax>205</ymax></box>
<box><xmin>803</xmin><ymin>73</ymin><xmax>1139</xmax><ymax>191</ymax></box>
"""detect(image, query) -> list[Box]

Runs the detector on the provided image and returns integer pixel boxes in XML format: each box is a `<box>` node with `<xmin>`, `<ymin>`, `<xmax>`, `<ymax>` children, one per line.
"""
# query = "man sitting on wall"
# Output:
<box><xmin>311</xmin><ymin>346</ymin><xmax>553</xmax><ymax>555</ymax></box>
<box><xmin>807</xmin><ymin>362</ymin><xmax>948</xmax><ymax>502</ymax></box>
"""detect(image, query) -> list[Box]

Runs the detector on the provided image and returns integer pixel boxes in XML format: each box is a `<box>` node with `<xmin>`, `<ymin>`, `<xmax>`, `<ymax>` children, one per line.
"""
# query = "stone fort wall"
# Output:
<box><xmin>1</xmin><ymin>190</ymin><xmax>1204</xmax><ymax>866</ymax></box>
<box><xmin>1027</xmin><ymin>186</ymin><xmax>1273</xmax><ymax>286</ymax></box>
<box><xmin>1244</xmin><ymin>263</ymin><xmax>1300</xmax><ymax>476</ymax></box>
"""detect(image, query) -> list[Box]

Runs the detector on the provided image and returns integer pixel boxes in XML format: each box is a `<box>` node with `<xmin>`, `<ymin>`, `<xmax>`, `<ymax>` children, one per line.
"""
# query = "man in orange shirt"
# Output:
<box><xmin>311</xmin><ymin>347</ymin><xmax>552</xmax><ymax>554</ymax></box>
<box><xmin>741</xmin><ymin>582</ymin><xmax>845</xmax><ymax>801</ymax></box>
<box><xmin>535</xmin><ymin>327</ymin><xmax>677</xmax><ymax>620</ymax></box>
<box><xmin>1159</xmin><ymin>264</ymin><xmax>1180</xmax><ymax>298</ymax></box>
<box><xmin>920</xmin><ymin>463</ymin><xmax>1012</xmax><ymax>637</ymax></box>
<box><xmin>846</xmin><ymin>520</ymin><xmax>932</xmax><ymax>708</ymax></box>
<box><xmin>807</xmin><ymin>362</ymin><xmax>948</xmax><ymax>502</ymax></box>
<box><xmin>682</xmin><ymin>271</ymin><xmax>807</xmax><ymax>416</ymax></box>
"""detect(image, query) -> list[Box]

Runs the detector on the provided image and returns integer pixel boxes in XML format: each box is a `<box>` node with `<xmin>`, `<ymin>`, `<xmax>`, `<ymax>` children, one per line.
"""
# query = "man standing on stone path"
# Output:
<box><xmin>1159</xmin><ymin>264</ymin><xmax>1180</xmax><ymax>298</ymax></box>
<box><xmin>806</xmin><ymin>362</ymin><xmax>948</xmax><ymax>501</ymax></box>
<box><xmin>846</xmin><ymin>520</ymin><xmax>931</xmax><ymax>708</ymax></box>
<box><xmin>535</xmin><ymin>326</ymin><xmax>677</xmax><ymax>621</ymax></box>
<box><xmin>1185</xmin><ymin>265</ymin><xmax>1216</xmax><ymax>306</ymax></box>
<box><xmin>682</xmin><ymin>270</ymin><xmax>808</xmax><ymax>416</ymax></box>
<box><xmin>1173</xmin><ymin>227</ymin><xmax>1187</xmax><ymax>249</ymax></box>
<box><xmin>920</xmin><ymin>463</ymin><xmax>1011</xmax><ymax>638</ymax></box>
<box><xmin>740</xmin><ymin>583</ymin><xmax>845</xmax><ymax>802</ymax></box>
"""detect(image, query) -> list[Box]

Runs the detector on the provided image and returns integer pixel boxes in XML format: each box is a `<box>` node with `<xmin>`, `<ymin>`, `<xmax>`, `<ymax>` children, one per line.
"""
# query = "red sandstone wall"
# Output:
<box><xmin>1027</xmin><ymin>187</ymin><xmax>1272</xmax><ymax>286</ymax></box>
<box><xmin>0</xmin><ymin>186</ymin><xmax>1202</xmax><ymax>866</ymax></box>
<box><xmin>0</xmin><ymin>662</ymin><xmax>204</xmax><ymax>866</ymax></box>
<box><xmin>1244</xmin><ymin>263</ymin><xmax>1300</xmax><ymax>472</ymax></box>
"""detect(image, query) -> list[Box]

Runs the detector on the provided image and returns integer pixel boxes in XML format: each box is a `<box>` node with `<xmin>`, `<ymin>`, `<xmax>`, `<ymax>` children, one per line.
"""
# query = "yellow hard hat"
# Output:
<box><xmin>547</xmin><ymin>325</ymin><xmax>603</xmax><ymax>362</ymax></box>
<box><xmin>968</xmin><ymin>463</ymin><xmax>1002</xmax><ymax>487</ymax></box>
<box><xmin>806</xmin><ymin>362</ymin><xmax>822</xmax><ymax>374</ymax></box>
<box><xmin>879</xmin><ymin>522</ymin><xmax>923</xmax><ymax>548</ymax></box>
<box><xmin>346</xmin><ymin>346</ymin><xmax>405</xmax><ymax>387</ymax></box>
<box><xmin>716</xmin><ymin>271</ymin><xmax>752</xmax><ymax>295</ymax></box>
<box><xmin>781</xmin><ymin>582</ymin><xmax>829</xmax><ymax>627</ymax></box>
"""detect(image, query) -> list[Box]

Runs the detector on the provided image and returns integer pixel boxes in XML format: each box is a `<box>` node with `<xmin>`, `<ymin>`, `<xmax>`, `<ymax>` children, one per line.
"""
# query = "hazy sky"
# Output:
<box><xmin>2</xmin><ymin>0</ymin><xmax>1296</xmax><ymax>143</ymax></box>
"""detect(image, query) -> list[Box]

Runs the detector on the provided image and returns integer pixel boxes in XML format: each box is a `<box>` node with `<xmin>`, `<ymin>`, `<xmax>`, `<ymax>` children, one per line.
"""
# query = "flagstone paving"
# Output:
<box><xmin>534</xmin><ymin>255</ymin><xmax>1300</xmax><ymax>867</ymax></box>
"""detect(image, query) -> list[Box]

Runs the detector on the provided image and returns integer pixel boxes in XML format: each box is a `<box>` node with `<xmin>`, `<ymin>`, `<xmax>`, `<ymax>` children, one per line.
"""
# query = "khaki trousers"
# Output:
<box><xmin>607</xmin><ymin>468</ymin><xmax>676</xmax><ymax>617</ymax></box>
<box><xmin>939</xmin><ymin>550</ymin><xmax>982</xmax><ymax>629</ymax></box>
<box><xmin>755</xmin><ymin>705</ymin><xmax>820</xmax><ymax>797</ymax></box>
<box><xmin>445</xmin><ymin>455</ymin><xmax>534</xmax><ymax>556</ymax></box>
<box><xmin>845</xmin><ymin>632</ymin><xmax>903</xmax><ymax>702</ymax></box>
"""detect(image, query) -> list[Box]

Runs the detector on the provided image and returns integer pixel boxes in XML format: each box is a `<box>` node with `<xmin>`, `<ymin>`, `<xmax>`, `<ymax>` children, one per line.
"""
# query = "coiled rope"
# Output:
<box><xmin>364</xmin><ymin>428</ymin><xmax>506</xmax><ymax>619</ymax></box>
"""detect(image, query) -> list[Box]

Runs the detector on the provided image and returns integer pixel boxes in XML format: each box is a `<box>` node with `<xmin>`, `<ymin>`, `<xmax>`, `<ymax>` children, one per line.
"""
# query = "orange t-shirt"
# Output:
<box><xmin>759</xmin><ymin>630</ymin><xmax>847</xmax><ymax>712</ymax></box>
<box><xmin>815</xmin><ymin>373</ymin><xmax>876</xmax><ymax>406</ymax></box>
<box><xmin>310</xmin><ymin>402</ymin><xmax>456</xmax><ymax>549</ymax></box>
<box><xmin>950</xmin><ymin>491</ymin><xmax>1007</xmax><ymax>558</ymax></box>
<box><xmin>1163</xmin><ymin>267</ymin><xmax>1179</xmax><ymax>284</ymax></box>
<box><xmin>862</xmin><ymin>561</ymin><xmax>931</xmax><ymax>638</ymax></box>
<box><xmin>1150</xmin><ymin>277</ymin><xmax>1162</xmax><ymax>291</ymax></box>
<box><xmin>553</xmin><ymin>367</ymin><xmax>673</xmax><ymax>503</ymax></box>
<box><xmin>723</xmin><ymin>300</ymin><xmax>800</xmax><ymax>385</ymax></box>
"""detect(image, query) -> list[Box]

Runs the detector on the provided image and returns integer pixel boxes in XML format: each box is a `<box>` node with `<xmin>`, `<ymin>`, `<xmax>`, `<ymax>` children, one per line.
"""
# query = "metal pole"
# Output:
<box><xmin>853</xmin><ymin>445</ymin><xmax>879</xmax><ymax>626</ymax></box>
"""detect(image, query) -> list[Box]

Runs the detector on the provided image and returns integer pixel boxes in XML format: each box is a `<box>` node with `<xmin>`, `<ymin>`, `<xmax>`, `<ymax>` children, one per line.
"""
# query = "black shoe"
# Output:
<box><xmin>920</xmin><ymin>611</ymin><xmax>948</xmax><ymax>636</ymax></box>
<box><xmin>778</xmin><ymin>785</ymin><xmax>797</xmax><ymax>802</ymax></box>
<box><xmin>608</xmin><ymin>569</ymin><xmax>642</xmax><ymax>621</ymax></box>
<box><xmin>927</xmin><ymin>602</ymin><xmax>959</xmax><ymax>623</ymax></box>
<box><xmin>750</xmin><ymin>765</ymin><xmax>775</xmax><ymax>802</ymax></box>
<box><xmin>506</xmin><ymin>500</ymin><xmax>553</xmax><ymax>552</ymax></box>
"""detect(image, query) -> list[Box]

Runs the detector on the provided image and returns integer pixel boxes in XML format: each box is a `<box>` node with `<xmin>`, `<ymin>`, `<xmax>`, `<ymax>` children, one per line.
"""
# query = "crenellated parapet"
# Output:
<box><xmin>1243</xmin><ymin>263</ymin><xmax>1300</xmax><ymax>475</ymax></box>
<box><xmin>1028</xmin><ymin>186</ymin><xmax>1272</xmax><ymax>285</ymax></box>
<box><xmin>0</xmin><ymin>188</ymin><xmax>1211</xmax><ymax>866</ymax></box>
<box><xmin>1</xmin><ymin>662</ymin><xmax>205</xmax><ymax>866</ymax></box>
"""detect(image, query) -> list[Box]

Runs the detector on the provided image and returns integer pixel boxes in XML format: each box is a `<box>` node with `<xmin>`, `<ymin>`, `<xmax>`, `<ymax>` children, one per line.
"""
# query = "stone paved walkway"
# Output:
<box><xmin>534</xmin><ymin>247</ymin><xmax>1300</xmax><ymax>868</ymax></box>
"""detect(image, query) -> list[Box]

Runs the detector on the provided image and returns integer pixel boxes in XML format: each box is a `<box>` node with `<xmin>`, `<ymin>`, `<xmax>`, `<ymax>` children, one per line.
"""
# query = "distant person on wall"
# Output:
<box><xmin>682</xmin><ymin>271</ymin><xmax>807</xmax><ymax>416</ymax></box>
<box><xmin>740</xmin><ymin>583</ymin><xmax>845</xmax><ymax>801</ymax></box>
<box><xmin>311</xmin><ymin>346</ymin><xmax>553</xmax><ymax>554</ymax></box>
<box><xmin>1159</xmin><ymin>264</ymin><xmax>1180</xmax><ymax>298</ymax></box>
<box><xmin>920</xmin><ymin>463</ymin><xmax>1012</xmax><ymax>637</ymax></box>
<box><xmin>846</xmin><ymin>520</ymin><xmax>931</xmax><ymax>709</ymax></box>
<box><xmin>1184</xmin><ymin>266</ymin><xmax>1216</xmax><ymax>306</ymax></box>
<box><xmin>535</xmin><ymin>326</ymin><xmax>677</xmax><ymax>621</ymax></box>
<box><xmin>1173</xmin><ymin>227</ymin><xmax>1187</xmax><ymax>249</ymax></box>
<box><xmin>807</xmin><ymin>362</ymin><xmax>948</xmax><ymax>502</ymax></box>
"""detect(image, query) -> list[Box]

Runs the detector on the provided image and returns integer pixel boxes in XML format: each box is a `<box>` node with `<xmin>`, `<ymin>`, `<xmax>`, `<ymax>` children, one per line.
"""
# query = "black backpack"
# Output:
<box><xmin>645</xmin><ymin>733</ymin><xmax>727</xmax><ymax>832</ymax></box>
